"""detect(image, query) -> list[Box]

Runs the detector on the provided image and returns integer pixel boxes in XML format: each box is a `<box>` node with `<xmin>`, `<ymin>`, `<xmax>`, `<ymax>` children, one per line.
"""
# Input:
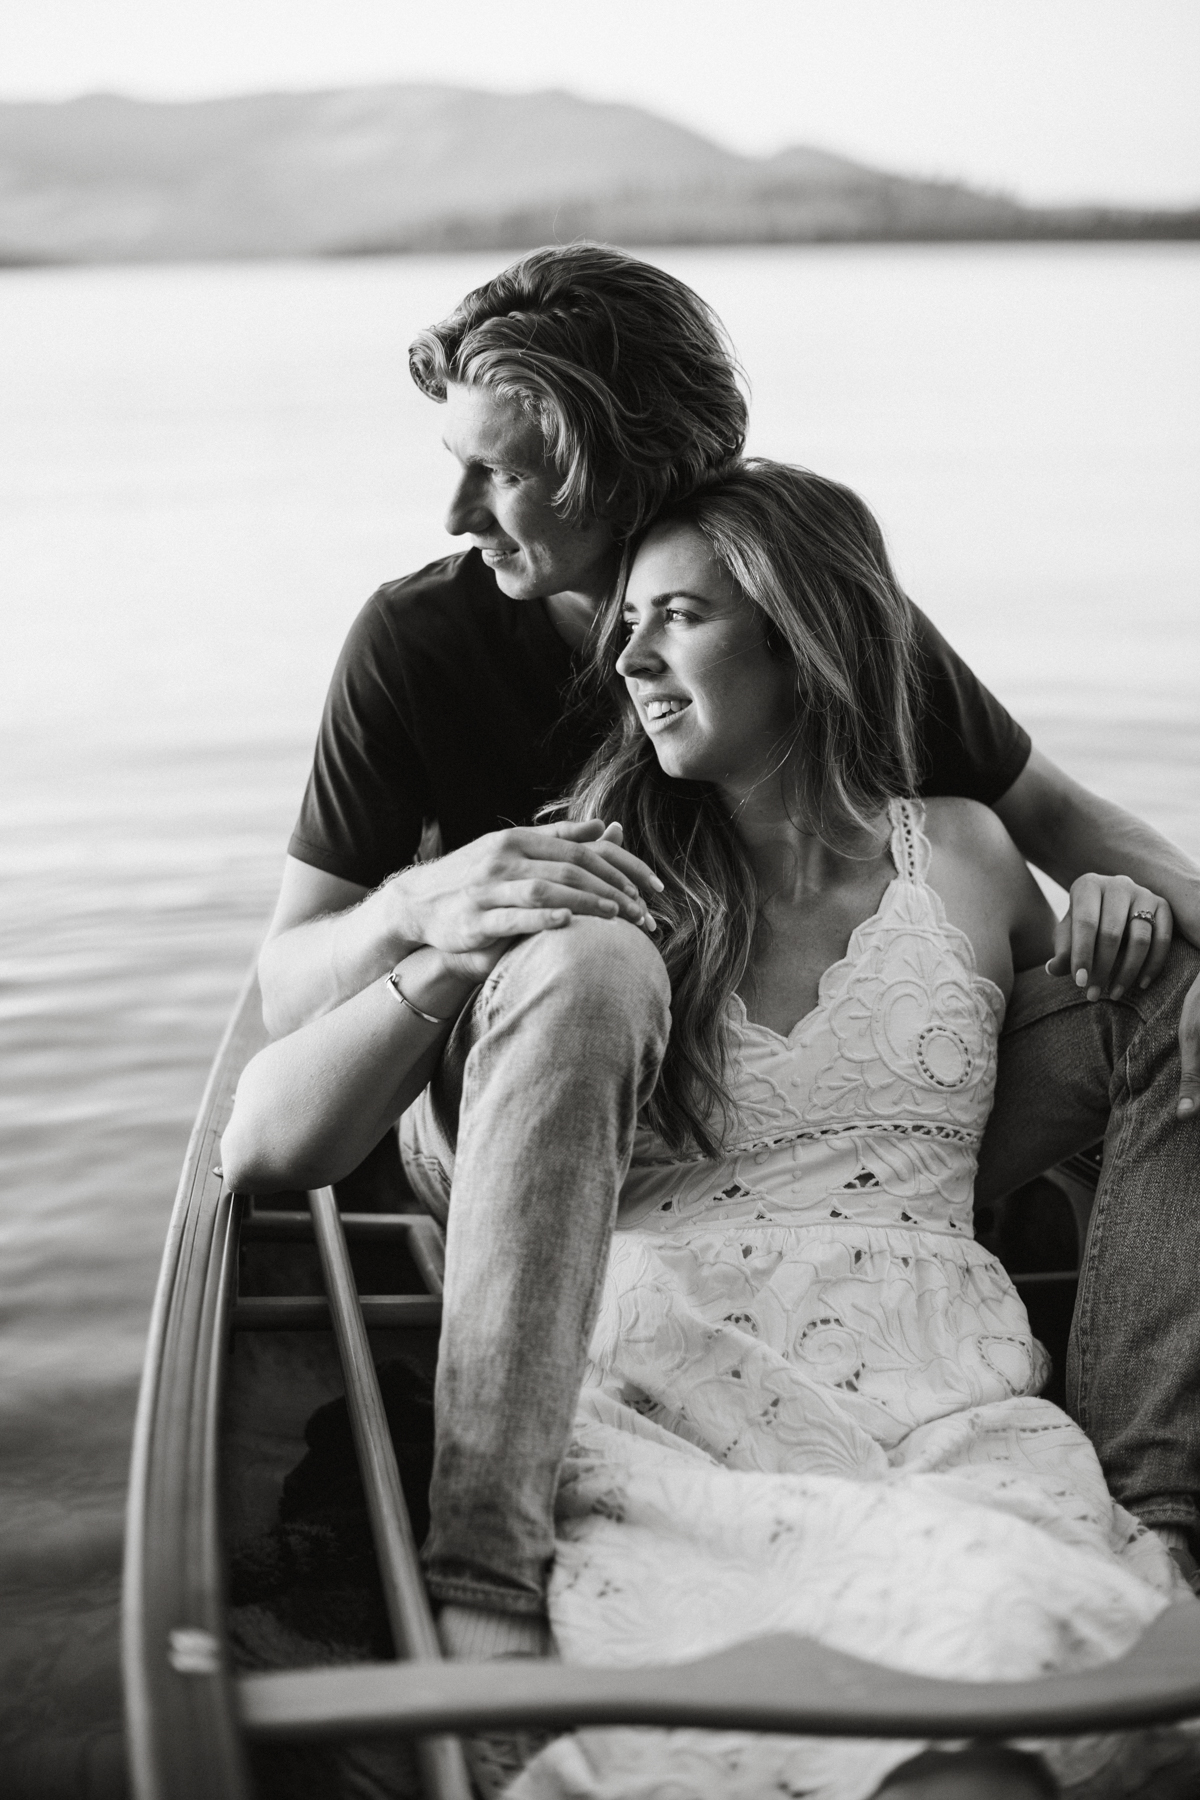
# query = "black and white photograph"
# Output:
<box><xmin>3</xmin><ymin>4</ymin><xmax>1200</xmax><ymax>1797</ymax></box>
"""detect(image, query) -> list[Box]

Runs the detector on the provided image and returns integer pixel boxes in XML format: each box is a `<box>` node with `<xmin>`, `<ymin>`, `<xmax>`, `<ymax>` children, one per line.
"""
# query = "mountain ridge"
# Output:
<box><xmin>1</xmin><ymin>83</ymin><xmax>1195</xmax><ymax>265</ymax></box>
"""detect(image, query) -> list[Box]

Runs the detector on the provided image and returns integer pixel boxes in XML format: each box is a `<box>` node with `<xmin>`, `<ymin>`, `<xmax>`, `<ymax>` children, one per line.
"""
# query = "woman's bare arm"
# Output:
<box><xmin>221</xmin><ymin>946</ymin><xmax>478</xmax><ymax>1192</ymax></box>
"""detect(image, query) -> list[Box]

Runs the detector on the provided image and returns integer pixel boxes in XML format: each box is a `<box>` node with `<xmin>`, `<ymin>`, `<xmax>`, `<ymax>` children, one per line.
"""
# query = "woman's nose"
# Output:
<box><xmin>615</xmin><ymin>620</ymin><xmax>662</xmax><ymax>678</ymax></box>
<box><xmin>444</xmin><ymin>470</ymin><xmax>492</xmax><ymax>537</ymax></box>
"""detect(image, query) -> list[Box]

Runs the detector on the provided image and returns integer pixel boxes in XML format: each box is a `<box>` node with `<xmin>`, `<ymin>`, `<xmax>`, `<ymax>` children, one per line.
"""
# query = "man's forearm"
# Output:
<box><xmin>995</xmin><ymin>747</ymin><xmax>1200</xmax><ymax>946</ymax></box>
<box><xmin>258</xmin><ymin>881</ymin><xmax>420</xmax><ymax>1038</ymax></box>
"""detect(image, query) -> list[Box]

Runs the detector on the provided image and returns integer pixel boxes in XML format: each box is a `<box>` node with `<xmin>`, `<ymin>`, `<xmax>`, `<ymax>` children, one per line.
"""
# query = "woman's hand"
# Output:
<box><xmin>1046</xmin><ymin>873</ymin><xmax>1173</xmax><ymax>1001</ymax></box>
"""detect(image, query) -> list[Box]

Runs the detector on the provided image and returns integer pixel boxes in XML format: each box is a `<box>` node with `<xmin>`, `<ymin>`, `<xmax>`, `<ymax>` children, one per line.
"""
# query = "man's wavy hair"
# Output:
<box><xmin>566</xmin><ymin>460</ymin><xmax>922</xmax><ymax>1158</ymax></box>
<box><xmin>408</xmin><ymin>244</ymin><xmax>747</xmax><ymax>537</ymax></box>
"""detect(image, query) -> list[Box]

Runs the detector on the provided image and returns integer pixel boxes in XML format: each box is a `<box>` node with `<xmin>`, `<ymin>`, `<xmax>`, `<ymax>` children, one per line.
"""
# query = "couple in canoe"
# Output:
<box><xmin>222</xmin><ymin>246</ymin><xmax>1200</xmax><ymax>1798</ymax></box>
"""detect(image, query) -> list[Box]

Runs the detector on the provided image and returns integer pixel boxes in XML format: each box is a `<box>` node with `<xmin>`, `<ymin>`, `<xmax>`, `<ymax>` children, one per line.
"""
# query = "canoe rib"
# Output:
<box><xmin>306</xmin><ymin>1186</ymin><xmax>472</xmax><ymax>1800</ymax></box>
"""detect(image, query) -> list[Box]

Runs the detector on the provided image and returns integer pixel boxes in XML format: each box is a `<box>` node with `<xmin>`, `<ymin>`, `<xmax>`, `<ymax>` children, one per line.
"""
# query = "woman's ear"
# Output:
<box><xmin>763</xmin><ymin>619</ymin><xmax>789</xmax><ymax>660</ymax></box>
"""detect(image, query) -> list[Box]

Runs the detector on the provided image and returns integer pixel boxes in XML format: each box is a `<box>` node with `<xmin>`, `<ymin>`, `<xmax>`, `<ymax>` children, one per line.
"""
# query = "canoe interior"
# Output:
<box><xmin>123</xmin><ymin>969</ymin><xmax>1200</xmax><ymax>1800</ymax></box>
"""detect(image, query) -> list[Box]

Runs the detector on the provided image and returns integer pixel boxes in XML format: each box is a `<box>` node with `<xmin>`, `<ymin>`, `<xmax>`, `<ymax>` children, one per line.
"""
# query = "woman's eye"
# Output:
<box><xmin>665</xmin><ymin>606</ymin><xmax>696</xmax><ymax>624</ymax></box>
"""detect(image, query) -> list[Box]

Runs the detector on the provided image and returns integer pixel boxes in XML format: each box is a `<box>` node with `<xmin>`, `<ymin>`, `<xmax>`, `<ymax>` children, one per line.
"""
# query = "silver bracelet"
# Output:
<box><xmin>384</xmin><ymin>966</ymin><xmax>452</xmax><ymax>1025</ymax></box>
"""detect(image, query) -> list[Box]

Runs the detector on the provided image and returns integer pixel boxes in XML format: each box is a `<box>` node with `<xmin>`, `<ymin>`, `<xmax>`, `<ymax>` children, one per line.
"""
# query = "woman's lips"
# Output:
<box><xmin>479</xmin><ymin>544</ymin><xmax>519</xmax><ymax>567</ymax></box>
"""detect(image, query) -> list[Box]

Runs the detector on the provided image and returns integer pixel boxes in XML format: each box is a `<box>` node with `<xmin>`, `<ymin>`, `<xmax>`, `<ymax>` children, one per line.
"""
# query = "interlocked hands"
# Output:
<box><xmin>388</xmin><ymin>819</ymin><xmax>662</xmax><ymax>984</ymax></box>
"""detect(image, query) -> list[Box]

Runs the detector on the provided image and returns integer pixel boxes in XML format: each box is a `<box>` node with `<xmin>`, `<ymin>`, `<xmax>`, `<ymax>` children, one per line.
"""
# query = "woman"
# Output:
<box><xmin>222</xmin><ymin>462</ymin><xmax>1193</xmax><ymax>1799</ymax></box>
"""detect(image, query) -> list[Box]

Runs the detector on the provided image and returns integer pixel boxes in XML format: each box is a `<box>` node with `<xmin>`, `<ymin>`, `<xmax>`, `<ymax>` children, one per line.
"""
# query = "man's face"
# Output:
<box><xmin>441</xmin><ymin>382</ymin><xmax>616</xmax><ymax>602</ymax></box>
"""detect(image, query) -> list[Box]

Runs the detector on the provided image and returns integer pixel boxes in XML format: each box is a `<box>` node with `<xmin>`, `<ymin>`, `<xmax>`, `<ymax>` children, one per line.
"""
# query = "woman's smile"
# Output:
<box><xmin>639</xmin><ymin>694</ymin><xmax>692</xmax><ymax>728</ymax></box>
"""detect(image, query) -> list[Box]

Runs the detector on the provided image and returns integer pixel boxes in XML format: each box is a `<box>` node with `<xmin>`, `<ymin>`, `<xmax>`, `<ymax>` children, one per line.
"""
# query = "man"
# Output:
<box><xmin>257</xmin><ymin>245</ymin><xmax>1200</xmax><ymax>1641</ymax></box>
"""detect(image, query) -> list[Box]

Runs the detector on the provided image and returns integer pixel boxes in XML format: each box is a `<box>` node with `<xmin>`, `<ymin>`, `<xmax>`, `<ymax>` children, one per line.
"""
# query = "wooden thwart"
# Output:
<box><xmin>240</xmin><ymin>1597</ymin><xmax>1200</xmax><ymax>1744</ymax></box>
<box><xmin>231</xmin><ymin>1294</ymin><xmax>443</xmax><ymax>1330</ymax></box>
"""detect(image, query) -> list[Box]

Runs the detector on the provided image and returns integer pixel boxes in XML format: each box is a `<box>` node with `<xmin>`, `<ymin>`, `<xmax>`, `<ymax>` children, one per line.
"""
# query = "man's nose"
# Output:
<box><xmin>444</xmin><ymin>470</ymin><xmax>492</xmax><ymax>537</ymax></box>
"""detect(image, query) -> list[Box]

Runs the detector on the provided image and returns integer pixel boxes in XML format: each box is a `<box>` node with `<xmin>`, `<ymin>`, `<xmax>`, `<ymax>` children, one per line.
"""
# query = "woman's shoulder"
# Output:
<box><xmin>918</xmin><ymin>796</ymin><xmax>1052</xmax><ymax>967</ymax></box>
<box><xmin>920</xmin><ymin>795</ymin><xmax>1021</xmax><ymax>868</ymax></box>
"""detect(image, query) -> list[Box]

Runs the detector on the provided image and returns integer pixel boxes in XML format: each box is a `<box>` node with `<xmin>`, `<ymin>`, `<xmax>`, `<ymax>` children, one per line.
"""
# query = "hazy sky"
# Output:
<box><xmin>5</xmin><ymin>0</ymin><xmax>1199</xmax><ymax>206</ymax></box>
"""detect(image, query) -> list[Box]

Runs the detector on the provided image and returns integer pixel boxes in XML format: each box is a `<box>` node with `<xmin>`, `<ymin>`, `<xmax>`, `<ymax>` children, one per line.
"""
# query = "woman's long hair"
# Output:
<box><xmin>565</xmin><ymin>460</ymin><xmax>922</xmax><ymax>1157</ymax></box>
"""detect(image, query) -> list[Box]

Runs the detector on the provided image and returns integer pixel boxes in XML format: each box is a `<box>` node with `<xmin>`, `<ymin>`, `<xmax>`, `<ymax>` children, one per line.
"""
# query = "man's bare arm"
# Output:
<box><xmin>994</xmin><ymin>744</ymin><xmax>1200</xmax><ymax>1116</ymax></box>
<box><xmin>257</xmin><ymin>858</ymin><xmax>394</xmax><ymax>1039</ymax></box>
<box><xmin>257</xmin><ymin>823</ymin><xmax>666</xmax><ymax>1039</ymax></box>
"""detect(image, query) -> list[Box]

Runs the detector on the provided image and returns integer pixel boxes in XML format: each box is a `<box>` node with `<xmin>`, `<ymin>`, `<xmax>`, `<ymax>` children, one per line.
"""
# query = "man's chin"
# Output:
<box><xmin>484</xmin><ymin>556</ymin><xmax>541</xmax><ymax>600</ymax></box>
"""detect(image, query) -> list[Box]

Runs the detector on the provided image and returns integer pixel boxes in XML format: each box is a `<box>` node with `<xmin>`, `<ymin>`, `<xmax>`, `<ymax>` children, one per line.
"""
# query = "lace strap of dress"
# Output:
<box><xmin>888</xmin><ymin>797</ymin><xmax>932</xmax><ymax>882</ymax></box>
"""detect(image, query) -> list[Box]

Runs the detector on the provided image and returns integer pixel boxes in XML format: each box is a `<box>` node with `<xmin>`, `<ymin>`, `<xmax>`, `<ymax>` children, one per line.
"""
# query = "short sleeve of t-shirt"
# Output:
<box><xmin>287</xmin><ymin>588</ymin><xmax>432</xmax><ymax>887</ymax></box>
<box><xmin>288</xmin><ymin>551</ymin><xmax>596</xmax><ymax>889</ymax></box>
<box><xmin>909</xmin><ymin>606</ymin><xmax>1030</xmax><ymax>802</ymax></box>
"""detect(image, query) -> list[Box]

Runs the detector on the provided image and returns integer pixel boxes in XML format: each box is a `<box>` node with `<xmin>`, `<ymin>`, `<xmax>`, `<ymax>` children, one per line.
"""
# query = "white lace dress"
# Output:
<box><xmin>509</xmin><ymin>801</ymin><xmax>1195</xmax><ymax>1800</ymax></box>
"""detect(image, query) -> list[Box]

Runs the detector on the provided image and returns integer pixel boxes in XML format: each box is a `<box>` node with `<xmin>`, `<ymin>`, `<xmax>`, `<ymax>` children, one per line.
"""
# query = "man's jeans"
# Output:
<box><xmin>404</xmin><ymin>922</ymin><xmax>1199</xmax><ymax>1614</ymax></box>
<box><xmin>976</xmin><ymin>937</ymin><xmax>1200</xmax><ymax>1539</ymax></box>
<box><xmin>401</xmin><ymin>917</ymin><xmax>671</xmax><ymax>1616</ymax></box>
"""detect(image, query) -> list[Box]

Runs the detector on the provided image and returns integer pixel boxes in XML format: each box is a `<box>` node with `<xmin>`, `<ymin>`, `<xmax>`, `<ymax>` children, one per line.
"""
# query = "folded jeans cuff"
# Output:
<box><xmin>425</xmin><ymin>1571</ymin><xmax>548</xmax><ymax>1619</ymax></box>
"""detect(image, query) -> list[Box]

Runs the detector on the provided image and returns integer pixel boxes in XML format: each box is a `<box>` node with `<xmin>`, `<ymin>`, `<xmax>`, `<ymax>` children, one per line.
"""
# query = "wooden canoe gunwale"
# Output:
<box><xmin>122</xmin><ymin>965</ymin><xmax>263</xmax><ymax>1800</ymax></box>
<box><xmin>126</xmin><ymin>963</ymin><xmax>1200</xmax><ymax>1800</ymax></box>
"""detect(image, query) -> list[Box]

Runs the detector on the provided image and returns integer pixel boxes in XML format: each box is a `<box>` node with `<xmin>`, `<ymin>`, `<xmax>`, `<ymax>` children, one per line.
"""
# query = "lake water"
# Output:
<box><xmin>2</xmin><ymin>244</ymin><xmax>1198</xmax><ymax>1792</ymax></box>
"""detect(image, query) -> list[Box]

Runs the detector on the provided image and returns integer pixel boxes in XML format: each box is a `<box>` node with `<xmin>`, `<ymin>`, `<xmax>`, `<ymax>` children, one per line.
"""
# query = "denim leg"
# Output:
<box><xmin>976</xmin><ymin>939</ymin><xmax>1200</xmax><ymax>1532</ymax></box>
<box><xmin>402</xmin><ymin>917</ymin><xmax>671</xmax><ymax>1616</ymax></box>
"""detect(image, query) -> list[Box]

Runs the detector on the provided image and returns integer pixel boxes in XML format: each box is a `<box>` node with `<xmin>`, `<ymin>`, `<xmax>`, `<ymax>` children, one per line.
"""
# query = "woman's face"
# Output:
<box><xmin>616</xmin><ymin>521</ymin><xmax>797</xmax><ymax>794</ymax></box>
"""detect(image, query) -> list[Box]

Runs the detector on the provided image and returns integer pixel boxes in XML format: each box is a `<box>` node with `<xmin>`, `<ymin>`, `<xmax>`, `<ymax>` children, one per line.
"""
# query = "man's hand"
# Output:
<box><xmin>1046</xmin><ymin>873</ymin><xmax>1172</xmax><ymax>1002</ymax></box>
<box><xmin>384</xmin><ymin>819</ymin><xmax>662</xmax><ymax>952</ymax></box>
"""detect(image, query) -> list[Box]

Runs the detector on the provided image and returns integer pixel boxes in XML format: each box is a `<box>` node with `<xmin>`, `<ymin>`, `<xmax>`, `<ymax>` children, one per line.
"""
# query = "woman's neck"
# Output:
<box><xmin>720</xmin><ymin>772</ymin><xmax>889</xmax><ymax>900</ymax></box>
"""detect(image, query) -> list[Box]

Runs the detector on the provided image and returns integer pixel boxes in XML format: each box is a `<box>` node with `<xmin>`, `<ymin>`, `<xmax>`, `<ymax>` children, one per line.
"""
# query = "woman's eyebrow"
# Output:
<box><xmin>626</xmin><ymin>589</ymin><xmax>715</xmax><ymax>610</ymax></box>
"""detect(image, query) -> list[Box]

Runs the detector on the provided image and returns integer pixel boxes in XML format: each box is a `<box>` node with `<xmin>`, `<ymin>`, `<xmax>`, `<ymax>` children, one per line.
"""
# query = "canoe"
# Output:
<box><xmin>122</xmin><ymin>965</ymin><xmax>1200</xmax><ymax>1800</ymax></box>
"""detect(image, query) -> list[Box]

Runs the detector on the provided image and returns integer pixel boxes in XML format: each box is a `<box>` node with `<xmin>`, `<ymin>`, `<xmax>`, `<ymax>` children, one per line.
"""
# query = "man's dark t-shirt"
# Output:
<box><xmin>289</xmin><ymin>550</ymin><xmax>1031</xmax><ymax>891</ymax></box>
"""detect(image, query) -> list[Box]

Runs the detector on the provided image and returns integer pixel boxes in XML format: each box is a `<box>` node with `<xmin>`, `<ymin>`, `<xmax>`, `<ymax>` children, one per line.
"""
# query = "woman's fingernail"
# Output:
<box><xmin>1179</xmin><ymin>1097</ymin><xmax>1196</xmax><ymax>1116</ymax></box>
<box><xmin>1086</xmin><ymin>984</ymin><xmax>1101</xmax><ymax>1002</ymax></box>
<box><xmin>1075</xmin><ymin>968</ymin><xmax>1089</xmax><ymax>988</ymax></box>
<box><xmin>650</xmin><ymin>875</ymin><xmax>665</xmax><ymax>891</ymax></box>
<box><xmin>643</xmin><ymin>913</ymin><xmax>657</xmax><ymax>932</ymax></box>
<box><xmin>1110</xmin><ymin>984</ymin><xmax>1124</xmax><ymax>1001</ymax></box>
<box><xmin>1139</xmin><ymin>976</ymin><xmax>1151</xmax><ymax>989</ymax></box>
<box><xmin>1045</xmin><ymin>960</ymin><xmax>1056</xmax><ymax>976</ymax></box>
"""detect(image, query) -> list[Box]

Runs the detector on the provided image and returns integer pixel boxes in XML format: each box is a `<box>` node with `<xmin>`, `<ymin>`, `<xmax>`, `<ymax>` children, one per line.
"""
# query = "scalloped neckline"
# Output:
<box><xmin>731</xmin><ymin>806</ymin><xmax>1007</xmax><ymax>1047</ymax></box>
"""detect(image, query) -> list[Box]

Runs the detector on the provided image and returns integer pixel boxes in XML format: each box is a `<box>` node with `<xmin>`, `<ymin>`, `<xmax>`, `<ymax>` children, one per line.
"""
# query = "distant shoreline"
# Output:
<box><xmin>4</xmin><ymin>84</ymin><xmax>1196</xmax><ymax>270</ymax></box>
<box><xmin>3</xmin><ymin>217</ymin><xmax>1199</xmax><ymax>272</ymax></box>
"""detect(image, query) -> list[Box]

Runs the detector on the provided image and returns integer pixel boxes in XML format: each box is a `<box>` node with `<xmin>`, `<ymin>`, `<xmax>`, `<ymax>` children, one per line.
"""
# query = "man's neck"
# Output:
<box><xmin>543</xmin><ymin>590</ymin><xmax>602</xmax><ymax>651</ymax></box>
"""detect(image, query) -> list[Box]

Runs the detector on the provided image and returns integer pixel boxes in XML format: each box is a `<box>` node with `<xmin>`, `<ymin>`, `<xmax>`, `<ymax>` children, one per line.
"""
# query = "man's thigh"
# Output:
<box><xmin>975</xmin><ymin>942</ymin><xmax>1197</xmax><ymax>1206</ymax></box>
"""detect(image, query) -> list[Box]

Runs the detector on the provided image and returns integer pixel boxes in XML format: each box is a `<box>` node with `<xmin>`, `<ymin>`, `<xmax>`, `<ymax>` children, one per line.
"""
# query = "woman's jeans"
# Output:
<box><xmin>403</xmin><ymin>922</ymin><xmax>1200</xmax><ymax>1615</ymax></box>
